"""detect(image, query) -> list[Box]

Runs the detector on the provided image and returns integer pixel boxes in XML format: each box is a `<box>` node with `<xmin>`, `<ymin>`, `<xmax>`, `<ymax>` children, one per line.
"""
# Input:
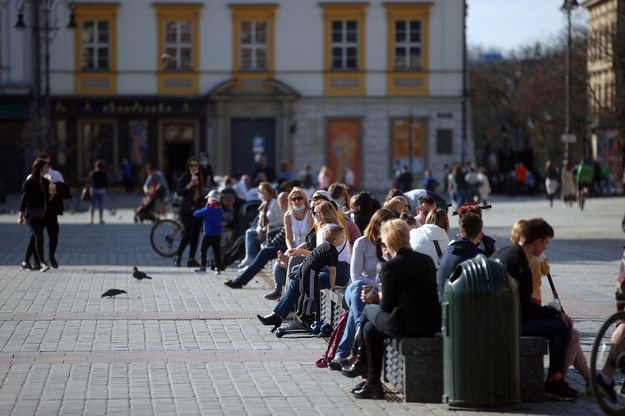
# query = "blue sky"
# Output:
<box><xmin>466</xmin><ymin>0</ymin><xmax>588</xmax><ymax>54</ymax></box>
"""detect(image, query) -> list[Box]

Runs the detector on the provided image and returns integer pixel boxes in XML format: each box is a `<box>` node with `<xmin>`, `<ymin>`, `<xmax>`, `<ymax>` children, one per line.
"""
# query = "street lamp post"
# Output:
<box><xmin>15</xmin><ymin>0</ymin><xmax>75</xmax><ymax>152</ymax></box>
<box><xmin>561</xmin><ymin>0</ymin><xmax>578</xmax><ymax>162</ymax></box>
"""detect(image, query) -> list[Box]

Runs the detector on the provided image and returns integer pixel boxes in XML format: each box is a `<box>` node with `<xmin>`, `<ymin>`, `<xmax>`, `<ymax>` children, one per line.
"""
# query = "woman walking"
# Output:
<box><xmin>17</xmin><ymin>158</ymin><xmax>52</xmax><ymax>272</ymax></box>
<box><xmin>544</xmin><ymin>160</ymin><xmax>559</xmax><ymax>208</ymax></box>
<box><xmin>174</xmin><ymin>157</ymin><xmax>204</xmax><ymax>267</ymax></box>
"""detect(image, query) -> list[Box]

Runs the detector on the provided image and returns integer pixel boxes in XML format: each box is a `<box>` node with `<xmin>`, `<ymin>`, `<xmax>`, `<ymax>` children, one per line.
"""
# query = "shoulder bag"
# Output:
<box><xmin>81</xmin><ymin>184</ymin><xmax>91</xmax><ymax>202</ymax></box>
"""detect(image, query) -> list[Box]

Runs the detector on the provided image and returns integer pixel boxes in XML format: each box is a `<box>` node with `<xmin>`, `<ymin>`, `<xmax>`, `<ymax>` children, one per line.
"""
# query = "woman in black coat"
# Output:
<box><xmin>174</xmin><ymin>157</ymin><xmax>204</xmax><ymax>267</ymax></box>
<box><xmin>17</xmin><ymin>158</ymin><xmax>51</xmax><ymax>272</ymax></box>
<box><xmin>342</xmin><ymin>218</ymin><xmax>441</xmax><ymax>399</ymax></box>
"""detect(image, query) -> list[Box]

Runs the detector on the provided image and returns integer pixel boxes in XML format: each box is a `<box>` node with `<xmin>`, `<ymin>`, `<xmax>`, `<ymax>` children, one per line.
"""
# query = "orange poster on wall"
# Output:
<box><xmin>328</xmin><ymin>119</ymin><xmax>360</xmax><ymax>187</ymax></box>
<box><xmin>392</xmin><ymin>117</ymin><xmax>425</xmax><ymax>174</ymax></box>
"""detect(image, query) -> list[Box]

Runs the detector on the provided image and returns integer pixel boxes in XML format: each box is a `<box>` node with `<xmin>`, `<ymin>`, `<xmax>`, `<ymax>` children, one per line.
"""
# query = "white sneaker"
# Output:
<box><xmin>238</xmin><ymin>258</ymin><xmax>251</xmax><ymax>268</ymax></box>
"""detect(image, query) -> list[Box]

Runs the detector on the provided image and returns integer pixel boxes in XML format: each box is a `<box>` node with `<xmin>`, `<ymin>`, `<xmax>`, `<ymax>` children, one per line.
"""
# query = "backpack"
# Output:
<box><xmin>315</xmin><ymin>310</ymin><xmax>349</xmax><ymax>368</ymax></box>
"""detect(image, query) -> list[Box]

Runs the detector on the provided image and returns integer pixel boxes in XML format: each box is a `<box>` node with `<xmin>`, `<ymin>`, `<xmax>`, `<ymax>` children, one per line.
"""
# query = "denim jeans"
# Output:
<box><xmin>234</xmin><ymin>245</ymin><xmax>285</xmax><ymax>286</ymax></box>
<box><xmin>273</xmin><ymin>261</ymin><xmax>350</xmax><ymax>319</ymax></box>
<box><xmin>244</xmin><ymin>228</ymin><xmax>261</xmax><ymax>259</ymax></box>
<box><xmin>522</xmin><ymin>318</ymin><xmax>572</xmax><ymax>375</ymax></box>
<box><xmin>272</xmin><ymin>262</ymin><xmax>287</xmax><ymax>292</ymax></box>
<box><xmin>335</xmin><ymin>280</ymin><xmax>366</xmax><ymax>358</ymax></box>
<box><xmin>89</xmin><ymin>188</ymin><xmax>105</xmax><ymax>217</ymax></box>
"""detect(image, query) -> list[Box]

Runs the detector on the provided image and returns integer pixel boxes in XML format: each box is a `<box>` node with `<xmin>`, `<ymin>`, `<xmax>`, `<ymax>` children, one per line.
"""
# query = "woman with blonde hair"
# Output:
<box><xmin>264</xmin><ymin>187</ymin><xmax>313</xmax><ymax>300</ymax></box>
<box><xmin>257</xmin><ymin>200</ymin><xmax>350</xmax><ymax>331</ymax></box>
<box><xmin>383</xmin><ymin>198</ymin><xmax>404</xmax><ymax>218</ymax></box>
<box><xmin>342</xmin><ymin>219</ymin><xmax>440</xmax><ymax>399</ymax></box>
<box><xmin>238</xmin><ymin>181</ymin><xmax>284</xmax><ymax>268</ymax></box>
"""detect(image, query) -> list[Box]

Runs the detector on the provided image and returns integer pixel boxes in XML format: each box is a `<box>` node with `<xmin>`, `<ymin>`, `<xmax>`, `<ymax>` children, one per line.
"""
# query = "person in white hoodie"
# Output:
<box><xmin>409</xmin><ymin>208</ymin><xmax>450</xmax><ymax>268</ymax></box>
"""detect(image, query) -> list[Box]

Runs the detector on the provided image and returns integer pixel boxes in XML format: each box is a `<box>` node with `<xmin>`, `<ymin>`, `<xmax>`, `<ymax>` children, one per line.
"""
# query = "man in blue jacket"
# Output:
<box><xmin>437</xmin><ymin>212</ymin><xmax>485</xmax><ymax>302</ymax></box>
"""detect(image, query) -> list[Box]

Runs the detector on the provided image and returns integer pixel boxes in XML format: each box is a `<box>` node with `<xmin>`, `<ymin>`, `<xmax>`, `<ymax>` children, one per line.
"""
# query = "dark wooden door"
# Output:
<box><xmin>230</xmin><ymin>118</ymin><xmax>275</xmax><ymax>177</ymax></box>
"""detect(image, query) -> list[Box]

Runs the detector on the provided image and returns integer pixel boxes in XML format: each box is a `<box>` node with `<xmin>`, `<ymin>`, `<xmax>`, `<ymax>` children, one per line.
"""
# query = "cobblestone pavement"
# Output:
<box><xmin>0</xmin><ymin>192</ymin><xmax>623</xmax><ymax>415</ymax></box>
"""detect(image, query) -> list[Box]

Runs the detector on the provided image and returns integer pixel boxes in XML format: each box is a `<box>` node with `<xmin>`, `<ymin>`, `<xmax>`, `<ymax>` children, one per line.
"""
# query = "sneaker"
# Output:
<box><xmin>50</xmin><ymin>257</ymin><xmax>58</xmax><ymax>269</ymax></box>
<box><xmin>595</xmin><ymin>373</ymin><xmax>617</xmax><ymax>403</ymax></box>
<box><xmin>194</xmin><ymin>267</ymin><xmax>206</xmax><ymax>273</ymax></box>
<box><xmin>214</xmin><ymin>270</ymin><xmax>221</xmax><ymax>275</ymax></box>
<box><xmin>20</xmin><ymin>261</ymin><xmax>33</xmax><ymax>270</ymax></box>
<box><xmin>40</xmin><ymin>263</ymin><xmax>51</xmax><ymax>273</ymax></box>
<box><xmin>544</xmin><ymin>379</ymin><xmax>578</xmax><ymax>401</ymax></box>
<box><xmin>238</xmin><ymin>258</ymin><xmax>251</xmax><ymax>268</ymax></box>
<box><xmin>264</xmin><ymin>290</ymin><xmax>282</xmax><ymax>301</ymax></box>
<box><xmin>224</xmin><ymin>280</ymin><xmax>243</xmax><ymax>289</ymax></box>
<box><xmin>174</xmin><ymin>256</ymin><xmax>181</xmax><ymax>267</ymax></box>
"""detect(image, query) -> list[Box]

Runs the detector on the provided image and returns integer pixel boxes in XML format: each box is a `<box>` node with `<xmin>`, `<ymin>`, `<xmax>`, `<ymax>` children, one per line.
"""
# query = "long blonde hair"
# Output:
<box><xmin>286</xmin><ymin>186</ymin><xmax>309</xmax><ymax>215</ymax></box>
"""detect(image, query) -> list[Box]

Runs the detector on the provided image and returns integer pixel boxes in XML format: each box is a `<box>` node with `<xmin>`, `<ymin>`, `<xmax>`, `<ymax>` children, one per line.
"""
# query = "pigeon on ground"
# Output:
<box><xmin>132</xmin><ymin>266</ymin><xmax>152</xmax><ymax>280</ymax></box>
<box><xmin>102</xmin><ymin>289</ymin><xmax>127</xmax><ymax>298</ymax></box>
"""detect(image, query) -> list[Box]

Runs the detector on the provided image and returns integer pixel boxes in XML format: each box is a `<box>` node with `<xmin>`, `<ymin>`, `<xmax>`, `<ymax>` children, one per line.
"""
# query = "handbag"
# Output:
<box><xmin>27</xmin><ymin>207</ymin><xmax>46</xmax><ymax>220</ymax></box>
<box><xmin>81</xmin><ymin>184</ymin><xmax>90</xmax><ymax>202</ymax></box>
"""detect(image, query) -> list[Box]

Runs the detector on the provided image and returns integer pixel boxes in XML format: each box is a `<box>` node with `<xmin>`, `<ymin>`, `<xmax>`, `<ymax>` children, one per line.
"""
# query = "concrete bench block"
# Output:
<box><xmin>320</xmin><ymin>289</ymin><xmax>549</xmax><ymax>403</ymax></box>
<box><xmin>519</xmin><ymin>336</ymin><xmax>549</xmax><ymax>403</ymax></box>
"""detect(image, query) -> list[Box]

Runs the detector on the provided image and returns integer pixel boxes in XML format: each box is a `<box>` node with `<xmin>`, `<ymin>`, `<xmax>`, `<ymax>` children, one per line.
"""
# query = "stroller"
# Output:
<box><xmin>134</xmin><ymin>194</ymin><xmax>167</xmax><ymax>223</ymax></box>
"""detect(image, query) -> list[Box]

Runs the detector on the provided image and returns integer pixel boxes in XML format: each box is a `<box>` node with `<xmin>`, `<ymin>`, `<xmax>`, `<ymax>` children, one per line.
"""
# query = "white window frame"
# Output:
<box><xmin>240</xmin><ymin>20</ymin><xmax>267</xmax><ymax>71</ymax></box>
<box><xmin>331</xmin><ymin>20</ymin><xmax>358</xmax><ymax>70</ymax></box>
<box><xmin>394</xmin><ymin>20</ymin><xmax>422</xmax><ymax>70</ymax></box>
<box><xmin>81</xmin><ymin>20</ymin><xmax>110</xmax><ymax>70</ymax></box>
<box><xmin>164</xmin><ymin>19</ymin><xmax>192</xmax><ymax>71</ymax></box>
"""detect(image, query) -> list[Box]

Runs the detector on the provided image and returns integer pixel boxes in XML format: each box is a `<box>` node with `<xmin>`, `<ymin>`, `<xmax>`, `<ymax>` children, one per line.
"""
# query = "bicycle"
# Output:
<box><xmin>149</xmin><ymin>202</ymin><xmax>184</xmax><ymax>257</ymax></box>
<box><xmin>590</xmin><ymin>310</ymin><xmax>625</xmax><ymax>415</ymax></box>
<box><xmin>591</xmin><ymin>222</ymin><xmax>625</xmax><ymax>414</ymax></box>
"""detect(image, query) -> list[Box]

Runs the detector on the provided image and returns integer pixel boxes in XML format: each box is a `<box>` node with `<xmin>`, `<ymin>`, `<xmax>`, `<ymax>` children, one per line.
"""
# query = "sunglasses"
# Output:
<box><xmin>291</xmin><ymin>196</ymin><xmax>304</xmax><ymax>202</ymax></box>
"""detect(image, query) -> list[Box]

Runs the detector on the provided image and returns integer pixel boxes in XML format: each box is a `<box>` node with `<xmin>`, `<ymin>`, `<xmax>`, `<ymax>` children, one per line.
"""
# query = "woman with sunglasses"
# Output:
<box><xmin>174</xmin><ymin>157</ymin><xmax>204</xmax><ymax>267</ymax></box>
<box><xmin>224</xmin><ymin>187</ymin><xmax>311</xmax><ymax>297</ymax></box>
<box><xmin>264</xmin><ymin>187</ymin><xmax>313</xmax><ymax>299</ymax></box>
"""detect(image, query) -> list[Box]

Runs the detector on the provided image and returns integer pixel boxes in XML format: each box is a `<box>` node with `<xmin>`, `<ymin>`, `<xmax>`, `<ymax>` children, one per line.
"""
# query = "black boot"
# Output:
<box><xmin>256</xmin><ymin>313</ymin><xmax>282</xmax><ymax>332</ymax></box>
<box><xmin>353</xmin><ymin>382</ymin><xmax>384</xmax><ymax>400</ymax></box>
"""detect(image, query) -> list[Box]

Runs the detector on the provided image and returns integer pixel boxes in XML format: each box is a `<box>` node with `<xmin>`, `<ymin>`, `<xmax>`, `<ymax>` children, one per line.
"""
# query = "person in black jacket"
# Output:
<box><xmin>491</xmin><ymin>218</ymin><xmax>577</xmax><ymax>401</ymax></box>
<box><xmin>342</xmin><ymin>219</ymin><xmax>440</xmax><ymax>399</ymax></box>
<box><xmin>87</xmin><ymin>160</ymin><xmax>108</xmax><ymax>224</ymax></box>
<box><xmin>174</xmin><ymin>157</ymin><xmax>204</xmax><ymax>267</ymax></box>
<box><xmin>24</xmin><ymin>154</ymin><xmax>71</xmax><ymax>269</ymax></box>
<box><xmin>436</xmin><ymin>212</ymin><xmax>486</xmax><ymax>302</ymax></box>
<box><xmin>17</xmin><ymin>158</ymin><xmax>51</xmax><ymax>272</ymax></box>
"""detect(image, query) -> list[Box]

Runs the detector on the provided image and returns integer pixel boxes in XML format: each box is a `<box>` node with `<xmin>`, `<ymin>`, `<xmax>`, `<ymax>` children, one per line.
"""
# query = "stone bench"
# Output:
<box><xmin>320</xmin><ymin>288</ymin><xmax>549</xmax><ymax>403</ymax></box>
<box><xmin>384</xmin><ymin>335</ymin><xmax>548</xmax><ymax>403</ymax></box>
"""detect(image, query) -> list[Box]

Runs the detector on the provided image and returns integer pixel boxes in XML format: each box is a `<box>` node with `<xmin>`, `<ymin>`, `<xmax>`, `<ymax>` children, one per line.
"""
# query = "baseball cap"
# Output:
<box><xmin>312</xmin><ymin>190</ymin><xmax>331</xmax><ymax>201</ymax></box>
<box><xmin>205</xmin><ymin>190</ymin><xmax>220</xmax><ymax>200</ymax></box>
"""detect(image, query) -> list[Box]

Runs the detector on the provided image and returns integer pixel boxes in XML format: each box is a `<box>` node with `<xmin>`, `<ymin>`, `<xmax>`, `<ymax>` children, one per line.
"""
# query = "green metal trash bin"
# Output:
<box><xmin>442</xmin><ymin>254</ymin><xmax>520</xmax><ymax>408</ymax></box>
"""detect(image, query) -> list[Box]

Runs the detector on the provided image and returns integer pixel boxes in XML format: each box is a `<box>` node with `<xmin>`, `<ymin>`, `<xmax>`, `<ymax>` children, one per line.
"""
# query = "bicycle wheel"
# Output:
<box><xmin>150</xmin><ymin>219</ymin><xmax>184</xmax><ymax>257</ymax></box>
<box><xmin>590</xmin><ymin>311</ymin><xmax>625</xmax><ymax>416</ymax></box>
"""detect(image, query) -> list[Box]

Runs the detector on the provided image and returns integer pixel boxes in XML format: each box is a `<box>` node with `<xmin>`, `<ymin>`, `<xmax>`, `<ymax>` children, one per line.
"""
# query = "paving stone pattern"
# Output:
<box><xmin>0</xmin><ymin>192</ymin><xmax>622</xmax><ymax>415</ymax></box>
